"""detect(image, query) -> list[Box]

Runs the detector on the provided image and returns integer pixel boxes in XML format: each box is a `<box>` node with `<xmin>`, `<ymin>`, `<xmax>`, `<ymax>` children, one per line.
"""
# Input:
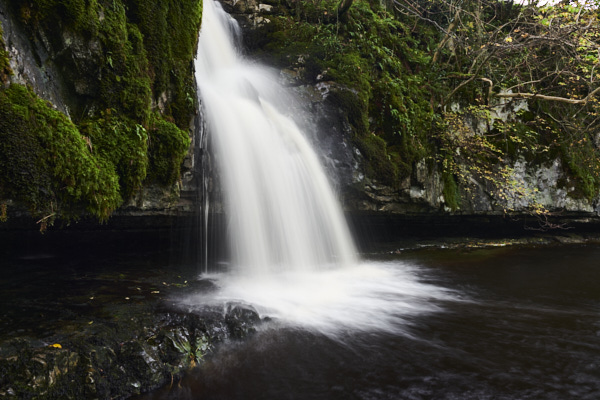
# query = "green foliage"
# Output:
<box><xmin>437</xmin><ymin>105</ymin><xmax>537</xmax><ymax>212</ymax></box>
<box><xmin>261</xmin><ymin>0</ymin><xmax>600</xmax><ymax>209</ymax></box>
<box><xmin>0</xmin><ymin>84</ymin><xmax>121</xmax><ymax>223</ymax></box>
<box><xmin>147</xmin><ymin>113</ymin><xmax>191</xmax><ymax>186</ymax></box>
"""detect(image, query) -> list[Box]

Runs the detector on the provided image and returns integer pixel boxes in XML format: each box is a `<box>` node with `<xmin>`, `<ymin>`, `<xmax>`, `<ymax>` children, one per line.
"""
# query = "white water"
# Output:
<box><xmin>192</xmin><ymin>0</ymin><xmax>455</xmax><ymax>335</ymax></box>
<box><xmin>196</xmin><ymin>0</ymin><xmax>356</xmax><ymax>275</ymax></box>
<box><xmin>183</xmin><ymin>261</ymin><xmax>458</xmax><ymax>335</ymax></box>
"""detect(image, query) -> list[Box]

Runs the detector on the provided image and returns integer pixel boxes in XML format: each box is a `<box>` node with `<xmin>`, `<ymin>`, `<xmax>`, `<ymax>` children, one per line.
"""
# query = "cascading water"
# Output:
<box><xmin>195</xmin><ymin>0</ymin><xmax>357</xmax><ymax>275</ymax></box>
<box><xmin>189</xmin><ymin>0</ymin><xmax>456</xmax><ymax>336</ymax></box>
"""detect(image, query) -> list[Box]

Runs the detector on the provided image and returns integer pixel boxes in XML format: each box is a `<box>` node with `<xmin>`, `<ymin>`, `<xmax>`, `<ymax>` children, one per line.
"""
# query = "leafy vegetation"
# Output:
<box><xmin>255</xmin><ymin>0</ymin><xmax>600</xmax><ymax>216</ymax></box>
<box><xmin>420</xmin><ymin>0</ymin><xmax>600</xmax><ymax>208</ymax></box>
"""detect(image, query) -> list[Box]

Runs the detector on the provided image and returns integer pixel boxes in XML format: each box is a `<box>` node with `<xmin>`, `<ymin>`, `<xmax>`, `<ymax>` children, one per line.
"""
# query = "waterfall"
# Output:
<box><xmin>186</xmin><ymin>1</ymin><xmax>453</xmax><ymax>336</ymax></box>
<box><xmin>195</xmin><ymin>0</ymin><xmax>357</xmax><ymax>275</ymax></box>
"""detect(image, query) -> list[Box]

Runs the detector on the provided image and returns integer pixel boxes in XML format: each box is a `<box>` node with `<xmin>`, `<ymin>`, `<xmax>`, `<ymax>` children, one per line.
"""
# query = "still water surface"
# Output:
<box><xmin>139</xmin><ymin>244</ymin><xmax>600</xmax><ymax>400</ymax></box>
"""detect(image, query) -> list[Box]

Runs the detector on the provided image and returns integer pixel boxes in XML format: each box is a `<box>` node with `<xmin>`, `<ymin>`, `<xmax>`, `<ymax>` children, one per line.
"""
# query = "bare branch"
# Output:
<box><xmin>432</xmin><ymin>9</ymin><xmax>461</xmax><ymax>64</ymax></box>
<box><xmin>495</xmin><ymin>86</ymin><xmax>600</xmax><ymax>104</ymax></box>
<box><xmin>443</xmin><ymin>51</ymin><xmax>495</xmax><ymax>105</ymax></box>
<box><xmin>392</xmin><ymin>0</ymin><xmax>454</xmax><ymax>37</ymax></box>
<box><xmin>479</xmin><ymin>77</ymin><xmax>493</xmax><ymax>102</ymax></box>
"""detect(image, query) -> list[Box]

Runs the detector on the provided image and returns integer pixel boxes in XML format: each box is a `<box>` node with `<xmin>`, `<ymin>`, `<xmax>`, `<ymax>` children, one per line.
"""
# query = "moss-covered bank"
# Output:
<box><xmin>0</xmin><ymin>0</ymin><xmax>201</xmax><ymax>227</ymax></box>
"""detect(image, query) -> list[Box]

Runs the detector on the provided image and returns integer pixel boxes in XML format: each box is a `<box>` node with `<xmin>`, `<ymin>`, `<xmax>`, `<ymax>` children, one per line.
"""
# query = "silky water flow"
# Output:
<box><xmin>188</xmin><ymin>0</ymin><xmax>455</xmax><ymax>336</ymax></box>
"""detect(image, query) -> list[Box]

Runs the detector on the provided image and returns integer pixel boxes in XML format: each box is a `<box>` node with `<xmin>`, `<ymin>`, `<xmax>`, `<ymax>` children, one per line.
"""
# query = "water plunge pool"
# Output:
<box><xmin>136</xmin><ymin>243</ymin><xmax>600</xmax><ymax>400</ymax></box>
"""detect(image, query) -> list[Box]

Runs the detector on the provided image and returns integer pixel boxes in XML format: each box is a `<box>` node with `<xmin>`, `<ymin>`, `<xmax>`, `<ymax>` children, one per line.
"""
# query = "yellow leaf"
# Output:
<box><xmin>505</xmin><ymin>36</ymin><xmax>513</xmax><ymax>43</ymax></box>
<box><xmin>50</xmin><ymin>343</ymin><xmax>62</xmax><ymax>349</ymax></box>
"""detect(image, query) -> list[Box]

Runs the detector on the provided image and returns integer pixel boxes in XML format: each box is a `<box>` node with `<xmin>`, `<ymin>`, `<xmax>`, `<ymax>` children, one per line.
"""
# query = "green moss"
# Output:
<box><xmin>326</xmin><ymin>87</ymin><xmax>369</xmax><ymax>137</ymax></box>
<box><xmin>126</xmin><ymin>0</ymin><xmax>202</xmax><ymax>128</ymax></box>
<box><xmin>0</xmin><ymin>23</ymin><xmax>12</xmax><ymax>83</ymax></box>
<box><xmin>80</xmin><ymin>111</ymin><xmax>149</xmax><ymax>201</ymax></box>
<box><xmin>12</xmin><ymin>0</ymin><xmax>91</xmax><ymax>31</ymax></box>
<box><xmin>0</xmin><ymin>84</ymin><xmax>121</xmax><ymax>222</ymax></box>
<box><xmin>442</xmin><ymin>172</ymin><xmax>460</xmax><ymax>210</ymax></box>
<box><xmin>257</xmin><ymin>0</ymin><xmax>437</xmax><ymax>185</ymax></box>
<box><xmin>9</xmin><ymin>0</ymin><xmax>201</xmax><ymax>128</ymax></box>
<box><xmin>147</xmin><ymin>113</ymin><xmax>191</xmax><ymax>186</ymax></box>
<box><xmin>96</xmin><ymin>3</ymin><xmax>152</xmax><ymax>124</ymax></box>
<box><xmin>356</xmin><ymin>134</ymin><xmax>399</xmax><ymax>185</ymax></box>
<box><xmin>559</xmin><ymin>134</ymin><xmax>600</xmax><ymax>201</ymax></box>
<box><xmin>1</xmin><ymin>0</ymin><xmax>202</xmax><ymax>222</ymax></box>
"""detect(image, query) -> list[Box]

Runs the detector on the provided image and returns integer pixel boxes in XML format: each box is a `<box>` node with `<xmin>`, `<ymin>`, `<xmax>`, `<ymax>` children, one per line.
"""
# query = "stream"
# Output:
<box><xmin>136</xmin><ymin>243</ymin><xmax>600</xmax><ymax>400</ymax></box>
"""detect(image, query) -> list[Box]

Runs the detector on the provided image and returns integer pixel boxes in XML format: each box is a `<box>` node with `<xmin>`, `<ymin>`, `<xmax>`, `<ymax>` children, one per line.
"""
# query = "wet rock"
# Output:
<box><xmin>225</xmin><ymin>303</ymin><xmax>261</xmax><ymax>339</ymax></box>
<box><xmin>0</xmin><ymin>303</ymin><xmax>262</xmax><ymax>399</ymax></box>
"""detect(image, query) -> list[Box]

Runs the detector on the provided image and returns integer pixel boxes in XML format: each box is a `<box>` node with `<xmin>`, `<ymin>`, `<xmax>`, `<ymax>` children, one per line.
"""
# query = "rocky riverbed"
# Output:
<box><xmin>0</xmin><ymin>229</ymin><xmax>261</xmax><ymax>399</ymax></box>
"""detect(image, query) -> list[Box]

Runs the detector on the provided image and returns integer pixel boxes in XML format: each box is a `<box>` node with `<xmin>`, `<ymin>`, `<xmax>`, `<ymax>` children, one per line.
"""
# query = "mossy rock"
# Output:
<box><xmin>248</xmin><ymin>0</ymin><xmax>438</xmax><ymax>186</ymax></box>
<box><xmin>355</xmin><ymin>134</ymin><xmax>399</xmax><ymax>186</ymax></box>
<box><xmin>0</xmin><ymin>0</ymin><xmax>202</xmax><ymax>222</ymax></box>
<box><xmin>80</xmin><ymin>112</ymin><xmax>149</xmax><ymax>201</ymax></box>
<box><xmin>0</xmin><ymin>84</ymin><xmax>121</xmax><ymax>223</ymax></box>
<box><xmin>0</xmin><ymin>22</ymin><xmax>12</xmax><ymax>83</ymax></box>
<box><xmin>146</xmin><ymin>113</ymin><xmax>191</xmax><ymax>186</ymax></box>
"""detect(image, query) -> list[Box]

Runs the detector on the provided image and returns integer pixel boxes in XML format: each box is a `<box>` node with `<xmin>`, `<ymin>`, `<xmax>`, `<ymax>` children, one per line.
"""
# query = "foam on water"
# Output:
<box><xmin>182</xmin><ymin>261</ymin><xmax>458</xmax><ymax>336</ymax></box>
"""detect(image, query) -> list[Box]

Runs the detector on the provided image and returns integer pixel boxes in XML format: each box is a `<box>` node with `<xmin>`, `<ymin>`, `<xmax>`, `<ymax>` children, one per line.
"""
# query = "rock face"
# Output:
<box><xmin>0</xmin><ymin>305</ymin><xmax>262</xmax><ymax>399</ymax></box>
<box><xmin>0</xmin><ymin>4</ymin><xmax>71</xmax><ymax>116</ymax></box>
<box><xmin>219</xmin><ymin>0</ymin><xmax>275</xmax><ymax>31</ymax></box>
<box><xmin>0</xmin><ymin>225</ymin><xmax>258</xmax><ymax>400</ymax></box>
<box><xmin>279</xmin><ymin>64</ymin><xmax>599</xmax><ymax>218</ymax></box>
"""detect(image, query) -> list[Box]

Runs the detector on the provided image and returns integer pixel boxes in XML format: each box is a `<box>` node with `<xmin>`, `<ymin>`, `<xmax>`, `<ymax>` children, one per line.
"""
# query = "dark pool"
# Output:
<box><xmin>134</xmin><ymin>244</ymin><xmax>600</xmax><ymax>400</ymax></box>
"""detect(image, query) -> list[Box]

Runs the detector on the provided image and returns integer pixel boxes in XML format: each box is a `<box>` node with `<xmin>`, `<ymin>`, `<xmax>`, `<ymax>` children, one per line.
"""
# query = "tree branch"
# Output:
<box><xmin>495</xmin><ymin>86</ymin><xmax>600</xmax><ymax>104</ymax></box>
<box><xmin>432</xmin><ymin>9</ymin><xmax>461</xmax><ymax>65</ymax></box>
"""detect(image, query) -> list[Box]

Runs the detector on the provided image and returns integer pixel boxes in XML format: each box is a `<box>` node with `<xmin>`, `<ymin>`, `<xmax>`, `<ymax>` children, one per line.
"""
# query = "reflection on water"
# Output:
<box><xmin>137</xmin><ymin>244</ymin><xmax>600</xmax><ymax>400</ymax></box>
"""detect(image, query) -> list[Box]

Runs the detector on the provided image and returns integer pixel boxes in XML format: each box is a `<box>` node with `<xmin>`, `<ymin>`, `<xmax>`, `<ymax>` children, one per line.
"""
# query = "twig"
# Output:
<box><xmin>36</xmin><ymin>213</ymin><xmax>56</xmax><ymax>225</ymax></box>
